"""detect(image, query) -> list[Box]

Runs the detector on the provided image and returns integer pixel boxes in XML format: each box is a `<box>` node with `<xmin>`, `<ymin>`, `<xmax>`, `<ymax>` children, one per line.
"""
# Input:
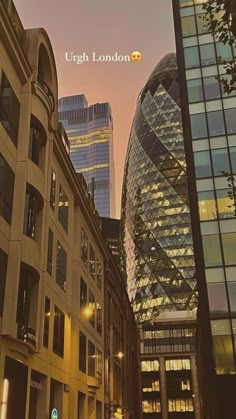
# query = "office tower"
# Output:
<box><xmin>172</xmin><ymin>1</ymin><xmax>236</xmax><ymax>417</ymax></box>
<box><xmin>121</xmin><ymin>53</ymin><xmax>200</xmax><ymax>418</ymax></box>
<box><xmin>100</xmin><ymin>217</ymin><xmax>121</xmax><ymax>267</ymax></box>
<box><xmin>58</xmin><ymin>95</ymin><xmax>115</xmax><ymax>217</ymax></box>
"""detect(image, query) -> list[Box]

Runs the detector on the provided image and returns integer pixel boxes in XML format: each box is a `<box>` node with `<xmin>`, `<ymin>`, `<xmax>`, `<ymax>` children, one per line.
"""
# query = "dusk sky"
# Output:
<box><xmin>14</xmin><ymin>0</ymin><xmax>175</xmax><ymax>217</ymax></box>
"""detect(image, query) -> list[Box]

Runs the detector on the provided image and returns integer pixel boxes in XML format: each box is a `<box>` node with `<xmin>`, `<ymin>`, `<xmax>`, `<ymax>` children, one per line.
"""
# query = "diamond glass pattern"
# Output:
<box><xmin>121</xmin><ymin>54</ymin><xmax>197</xmax><ymax>324</ymax></box>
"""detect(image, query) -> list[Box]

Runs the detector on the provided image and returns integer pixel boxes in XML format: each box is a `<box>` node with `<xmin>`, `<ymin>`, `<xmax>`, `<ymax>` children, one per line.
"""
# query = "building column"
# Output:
<box><xmin>160</xmin><ymin>357</ymin><xmax>168</xmax><ymax>419</ymax></box>
<box><xmin>191</xmin><ymin>355</ymin><xmax>202</xmax><ymax>419</ymax></box>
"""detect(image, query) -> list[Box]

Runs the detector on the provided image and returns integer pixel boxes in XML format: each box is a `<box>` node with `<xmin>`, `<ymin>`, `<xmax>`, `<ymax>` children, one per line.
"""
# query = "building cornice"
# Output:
<box><xmin>0</xmin><ymin>2</ymin><xmax>31</xmax><ymax>82</ymax></box>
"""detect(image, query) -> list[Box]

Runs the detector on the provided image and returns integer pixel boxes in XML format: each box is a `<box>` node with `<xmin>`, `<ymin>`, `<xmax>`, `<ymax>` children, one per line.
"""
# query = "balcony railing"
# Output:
<box><xmin>17</xmin><ymin>324</ymin><xmax>37</xmax><ymax>346</ymax></box>
<box><xmin>36</xmin><ymin>77</ymin><xmax>55</xmax><ymax>114</ymax></box>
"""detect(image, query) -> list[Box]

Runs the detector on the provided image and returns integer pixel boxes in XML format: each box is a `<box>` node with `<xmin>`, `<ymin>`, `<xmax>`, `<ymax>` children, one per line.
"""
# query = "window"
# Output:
<box><xmin>141</xmin><ymin>360</ymin><xmax>159</xmax><ymax>372</ymax></box>
<box><xmin>53</xmin><ymin>305</ymin><xmax>64</xmax><ymax>358</ymax></box>
<box><xmin>222</xmin><ymin>233</ymin><xmax>236</xmax><ymax>265</ymax></box>
<box><xmin>212</xmin><ymin>148</ymin><xmax>230</xmax><ymax>176</ymax></box>
<box><xmin>81</xmin><ymin>229</ymin><xmax>88</xmax><ymax>266</ymax></box>
<box><xmin>0</xmin><ymin>72</ymin><xmax>20</xmax><ymax>145</ymax></box>
<box><xmin>168</xmin><ymin>399</ymin><xmax>194</xmax><ymax>412</ymax></box>
<box><xmin>216</xmin><ymin>189</ymin><xmax>233</xmax><ymax>219</ymax></box>
<box><xmin>58</xmin><ymin>185</ymin><xmax>68</xmax><ymax>233</ymax></box>
<box><xmin>0</xmin><ymin>153</ymin><xmax>15</xmax><ymax>224</ymax></box>
<box><xmin>216</xmin><ymin>42</ymin><xmax>233</xmax><ymax>62</ymax></box>
<box><xmin>96</xmin><ymin>302</ymin><xmax>102</xmax><ymax>335</ymax></box>
<box><xmin>203</xmin><ymin>76</ymin><xmax>221</xmax><ymax>100</ymax></box>
<box><xmin>228</xmin><ymin>283</ymin><xmax>236</xmax><ymax>315</ymax></box>
<box><xmin>207</xmin><ymin>283</ymin><xmax>229</xmax><ymax>316</ymax></box>
<box><xmin>225</xmin><ymin>109</ymin><xmax>236</xmax><ymax>134</ymax></box>
<box><xmin>229</xmin><ymin>147</ymin><xmax>236</xmax><ymax>173</ymax></box>
<box><xmin>196</xmin><ymin>13</ymin><xmax>209</xmax><ymax>34</ymax></box>
<box><xmin>142</xmin><ymin>400</ymin><xmax>161</xmax><ymax>413</ymax></box>
<box><xmin>200</xmin><ymin>44</ymin><xmax>216</xmax><ymax>66</ymax></box>
<box><xmin>43</xmin><ymin>297</ymin><xmax>50</xmax><ymax>348</ymax></box>
<box><xmin>47</xmin><ymin>229</ymin><xmax>53</xmax><ymax>274</ymax></box>
<box><xmin>0</xmin><ymin>249</ymin><xmax>7</xmax><ymax>316</ymax></box>
<box><xmin>211</xmin><ymin>319</ymin><xmax>235</xmax><ymax>373</ymax></box>
<box><xmin>50</xmin><ymin>170</ymin><xmax>56</xmax><ymax>210</ymax></box>
<box><xmin>88</xmin><ymin>341</ymin><xmax>96</xmax><ymax>377</ymax></box>
<box><xmin>23</xmin><ymin>191</ymin><xmax>37</xmax><ymax>239</ymax></box>
<box><xmin>96</xmin><ymin>349</ymin><xmax>102</xmax><ymax>382</ymax></box>
<box><xmin>207</xmin><ymin>111</ymin><xmax>225</xmax><ymax>137</ymax></box>
<box><xmin>28</xmin><ymin>115</ymin><xmax>46</xmax><ymax>166</ymax></box>
<box><xmin>194</xmin><ymin>151</ymin><xmax>212</xmax><ymax>178</ymax></box>
<box><xmin>16</xmin><ymin>266</ymin><xmax>38</xmax><ymax>346</ymax></box>
<box><xmin>184</xmin><ymin>46</ymin><xmax>200</xmax><ymax>69</ymax></box>
<box><xmin>97</xmin><ymin>259</ymin><xmax>102</xmax><ymax>290</ymax></box>
<box><xmin>202</xmin><ymin>234</ymin><xmax>222</xmax><ymax>267</ymax></box>
<box><xmin>190</xmin><ymin>113</ymin><xmax>207</xmax><ymax>139</ymax></box>
<box><xmin>165</xmin><ymin>359</ymin><xmax>191</xmax><ymax>371</ymax></box>
<box><xmin>89</xmin><ymin>245</ymin><xmax>96</xmax><ymax>280</ymax></box>
<box><xmin>198</xmin><ymin>191</ymin><xmax>217</xmax><ymax>220</ymax></box>
<box><xmin>56</xmin><ymin>242</ymin><xmax>67</xmax><ymax>291</ymax></box>
<box><xmin>80</xmin><ymin>277</ymin><xmax>87</xmax><ymax>309</ymax></box>
<box><xmin>187</xmin><ymin>78</ymin><xmax>203</xmax><ymax>103</ymax></box>
<box><xmin>79</xmin><ymin>331</ymin><xmax>86</xmax><ymax>373</ymax></box>
<box><xmin>181</xmin><ymin>16</ymin><xmax>196</xmax><ymax>37</ymax></box>
<box><xmin>88</xmin><ymin>291</ymin><xmax>95</xmax><ymax>327</ymax></box>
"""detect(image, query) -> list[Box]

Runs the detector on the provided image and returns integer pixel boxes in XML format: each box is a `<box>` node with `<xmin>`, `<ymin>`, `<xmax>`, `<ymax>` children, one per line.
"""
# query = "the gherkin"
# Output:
<box><xmin>121</xmin><ymin>53</ymin><xmax>197</xmax><ymax>324</ymax></box>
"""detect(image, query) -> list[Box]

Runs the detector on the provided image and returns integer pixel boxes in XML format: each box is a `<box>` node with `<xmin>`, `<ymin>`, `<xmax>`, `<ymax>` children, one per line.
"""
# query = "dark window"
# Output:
<box><xmin>23</xmin><ymin>191</ymin><xmax>37</xmax><ymax>239</ymax></box>
<box><xmin>80</xmin><ymin>277</ymin><xmax>87</xmax><ymax>309</ymax></box>
<box><xmin>212</xmin><ymin>148</ymin><xmax>230</xmax><ymax>176</ymax></box>
<box><xmin>203</xmin><ymin>76</ymin><xmax>221</xmax><ymax>100</ymax></box>
<box><xmin>16</xmin><ymin>266</ymin><xmax>38</xmax><ymax>346</ymax></box>
<box><xmin>58</xmin><ymin>185</ymin><xmax>68</xmax><ymax>233</ymax></box>
<box><xmin>50</xmin><ymin>170</ymin><xmax>56</xmax><ymax>210</ymax></box>
<box><xmin>43</xmin><ymin>297</ymin><xmax>50</xmax><ymax>348</ymax></box>
<box><xmin>53</xmin><ymin>305</ymin><xmax>64</xmax><ymax>357</ymax></box>
<box><xmin>28</xmin><ymin>123</ymin><xmax>40</xmax><ymax>165</ymax></box>
<box><xmin>207</xmin><ymin>111</ymin><xmax>225</xmax><ymax>137</ymax></box>
<box><xmin>89</xmin><ymin>245</ymin><xmax>96</xmax><ymax>280</ymax></box>
<box><xmin>200</xmin><ymin>43</ymin><xmax>216</xmax><ymax>66</ymax></box>
<box><xmin>89</xmin><ymin>290</ymin><xmax>95</xmax><ymax>327</ymax></box>
<box><xmin>230</xmin><ymin>147</ymin><xmax>236</xmax><ymax>173</ymax></box>
<box><xmin>79</xmin><ymin>331</ymin><xmax>86</xmax><ymax>373</ymax></box>
<box><xmin>187</xmin><ymin>78</ymin><xmax>203</xmax><ymax>103</ymax></box>
<box><xmin>194</xmin><ymin>151</ymin><xmax>212</xmax><ymax>178</ymax></box>
<box><xmin>202</xmin><ymin>234</ymin><xmax>222</xmax><ymax>267</ymax></box>
<box><xmin>56</xmin><ymin>242</ymin><xmax>67</xmax><ymax>291</ymax></box>
<box><xmin>96</xmin><ymin>303</ymin><xmax>102</xmax><ymax>336</ymax></box>
<box><xmin>0</xmin><ymin>249</ymin><xmax>7</xmax><ymax>316</ymax></box>
<box><xmin>0</xmin><ymin>72</ymin><xmax>20</xmax><ymax>145</ymax></box>
<box><xmin>207</xmin><ymin>283</ymin><xmax>229</xmax><ymax>316</ymax></box>
<box><xmin>47</xmin><ymin>229</ymin><xmax>53</xmax><ymax>274</ymax></box>
<box><xmin>0</xmin><ymin>153</ymin><xmax>15</xmax><ymax>224</ymax></box>
<box><xmin>190</xmin><ymin>113</ymin><xmax>208</xmax><ymax>139</ymax></box>
<box><xmin>225</xmin><ymin>109</ymin><xmax>236</xmax><ymax>134</ymax></box>
<box><xmin>88</xmin><ymin>341</ymin><xmax>96</xmax><ymax>377</ymax></box>
<box><xmin>97</xmin><ymin>259</ymin><xmax>102</xmax><ymax>290</ymax></box>
<box><xmin>81</xmin><ymin>229</ymin><xmax>88</xmax><ymax>266</ymax></box>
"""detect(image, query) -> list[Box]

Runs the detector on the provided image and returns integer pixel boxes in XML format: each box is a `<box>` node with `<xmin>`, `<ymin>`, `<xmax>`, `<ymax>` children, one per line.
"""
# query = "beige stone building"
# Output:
<box><xmin>0</xmin><ymin>1</ymin><xmax>141</xmax><ymax>419</ymax></box>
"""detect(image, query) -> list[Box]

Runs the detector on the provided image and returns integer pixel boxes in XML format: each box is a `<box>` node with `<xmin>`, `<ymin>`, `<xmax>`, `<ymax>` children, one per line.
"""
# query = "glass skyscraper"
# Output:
<box><xmin>58</xmin><ymin>95</ymin><xmax>114</xmax><ymax>217</ymax></box>
<box><xmin>121</xmin><ymin>54</ymin><xmax>200</xmax><ymax>418</ymax></box>
<box><xmin>172</xmin><ymin>1</ymin><xmax>236</xmax><ymax>417</ymax></box>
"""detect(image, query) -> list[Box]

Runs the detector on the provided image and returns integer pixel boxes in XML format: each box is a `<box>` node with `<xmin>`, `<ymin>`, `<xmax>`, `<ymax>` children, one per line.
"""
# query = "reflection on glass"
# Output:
<box><xmin>187</xmin><ymin>78</ymin><xmax>203</xmax><ymax>102</ymax></box>
<box><xmin>207</xmin><ymin>283</ymin><xmax>228</xmax><ymax>316</ymax></box>
<box><xmin>202</xmin><ymin>234</ymin><xmax>222</xmax><ymax>267</ymax></box>
<box><xmin>216</xmin><ymin>189</ymin><xmax>233</xmax><ymax>219</ymax></box>
<box><xmin>194</xmin><ymin>151</ymin><xmax>212</xmax><ymax>178</ymax></box>
<box><xmin>212</xmin><ymin>148</ymin><xmax>230</xmax><ymax>176</ymax></box>
<box><xmin>200</xmin><ymin>44</ymin><xmax>216</xmax><ymax>66</ymax></box>
<box><xmin>184</xmin><ymin>46</ymin><xmax>200</xmax><ymax>69</ymax></box>
<box><xmin>191</xmin><ymin>113</ymin><xmax>207</xmax><ymax>139</ymax></box>
<box><xmin>207</xmin><ymin>111</ymin><xmax>225</xmax><ymax>137</ymax></box>
<box><xmin>203</xmin><ymin>76</ymin><xmax>221</xmax><ymax>100</ymax></box>
<box><xmin>181</xmin><ymin>16</ymin><xmax>196</xmax><ymax>37</ymax></box>
<box><xmin>198</xmin><ymin>190</ymin><xmax>217</xmax><ymax>220</ymax></box>
<box><xmin>222</xmin><ymin>233</ymin><xmax>236</xmax><ymax>265</ymax></box>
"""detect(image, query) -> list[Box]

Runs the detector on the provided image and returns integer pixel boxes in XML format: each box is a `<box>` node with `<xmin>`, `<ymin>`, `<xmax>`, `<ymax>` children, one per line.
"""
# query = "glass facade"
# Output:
<box><xmin>176</xmin><ymin>0</ymin><xmax>236</xmax><ymax>375</ymax></box>
<box><xmin>121</xmin><ymin>53</ymin><xmax>197</xmax><ymax>324</ymax></box>
<box><xmin>58</xmin><ymin>95</ymin><xmax>114</xmax><ymax>217</ymax></box>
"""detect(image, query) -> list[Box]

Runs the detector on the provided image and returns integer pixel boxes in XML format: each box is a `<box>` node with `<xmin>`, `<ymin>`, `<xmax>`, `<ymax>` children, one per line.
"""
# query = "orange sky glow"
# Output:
<box><xmin>14</xmin><ymin>0</ymin><xmax>175</xmax><ymax>217</ymax></box>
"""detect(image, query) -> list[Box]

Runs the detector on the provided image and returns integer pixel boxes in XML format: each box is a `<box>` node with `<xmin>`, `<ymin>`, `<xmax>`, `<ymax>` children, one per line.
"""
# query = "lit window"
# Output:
<box><xmin>58</xmin><ymin>185</ymin><xmax>68</xmax><ymax>233</ymax></box>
